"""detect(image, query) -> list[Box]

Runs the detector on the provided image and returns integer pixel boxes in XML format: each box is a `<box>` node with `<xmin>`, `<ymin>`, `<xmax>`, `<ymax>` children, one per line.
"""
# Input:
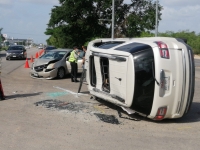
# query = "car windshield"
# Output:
<box><xmin>40</xmin><ymin>51</ymin><xmax>67</xmax><ymax>60</ymax></box>
<box><xmin>131</xmin><ymin>49</ymin><xmax>155</xmax><ymax>115</ymax></box>
<box><xmin>46</xmin><ymin>46</ymin><xmax>56</xmax><ymax>50</ymax></box>
<box><xmin>8</xmin><ymin>46</ymin><xmax>24</xmax><ymax>50</ymax></box>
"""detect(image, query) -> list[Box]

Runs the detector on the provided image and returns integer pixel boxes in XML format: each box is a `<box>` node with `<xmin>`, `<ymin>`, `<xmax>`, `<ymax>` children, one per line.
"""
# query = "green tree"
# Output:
<box><xmin>45</xmin><ymin>0</ymin><xmax>162</xmax><ymax>48</ymax></box>
<box><xmin>125</xmin><ymin>0</ymin><xmax>162</xmax><ymax>37</ymax></box>
<box><xmin>0</xmin><ymin>28</ymin><xmax>5</xmax><ymax>45</ymax></box>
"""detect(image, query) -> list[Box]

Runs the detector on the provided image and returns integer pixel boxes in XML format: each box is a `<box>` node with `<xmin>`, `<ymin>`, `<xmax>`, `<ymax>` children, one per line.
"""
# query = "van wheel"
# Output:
<box><xmin>57</xmin><ymin>67</ymin><xmax>65</xmax><ymax>79</ymax></box>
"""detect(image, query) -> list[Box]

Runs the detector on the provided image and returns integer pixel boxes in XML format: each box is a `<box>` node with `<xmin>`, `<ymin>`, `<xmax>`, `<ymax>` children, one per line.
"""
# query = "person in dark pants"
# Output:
<box><xmin>69</xmin><ymin>46</ymin><xmax>80</xmax><ymax>82</ymax></box>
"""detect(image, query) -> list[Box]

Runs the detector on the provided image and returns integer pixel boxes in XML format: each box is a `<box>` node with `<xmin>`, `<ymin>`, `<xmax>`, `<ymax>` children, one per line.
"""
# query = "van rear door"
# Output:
<box><xmin>150</xmin><ymin>40</ymin><xmax>190</xmax><ymax>118</ymax></box>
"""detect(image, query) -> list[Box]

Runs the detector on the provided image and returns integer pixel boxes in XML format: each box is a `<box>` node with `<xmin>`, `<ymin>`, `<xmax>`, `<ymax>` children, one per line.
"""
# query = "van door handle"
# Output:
<box><xmin>115</xmin><ymin>77</ymin><xmax>122</xmax><ymax>81</ymax></box>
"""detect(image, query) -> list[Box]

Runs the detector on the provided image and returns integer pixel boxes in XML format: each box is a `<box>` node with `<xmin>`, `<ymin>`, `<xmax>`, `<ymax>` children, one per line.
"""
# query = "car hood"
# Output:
<box><xmin>34</xmin><ymin>58</ymin><xmax>60</xmax><ymax>66</ymax></box>
<box><xmin>7</xmin><ymin>50</ymin><xmax>23</xmax><ymax>53</ymax></box>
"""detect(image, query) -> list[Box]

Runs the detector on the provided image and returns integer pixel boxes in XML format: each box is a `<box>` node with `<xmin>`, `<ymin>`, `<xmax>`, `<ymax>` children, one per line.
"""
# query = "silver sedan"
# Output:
<box><xmin>30</xmin><ymin>49</ymin><xmax>83</xmax><ymax>79</ymax></box>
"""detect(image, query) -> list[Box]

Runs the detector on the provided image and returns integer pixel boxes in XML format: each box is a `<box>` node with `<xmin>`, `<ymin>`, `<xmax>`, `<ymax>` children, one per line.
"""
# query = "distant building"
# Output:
<box><xmin>3</xmin><ymin>38</ymin><xmax>34</xmax><ymax>46</ymax></box>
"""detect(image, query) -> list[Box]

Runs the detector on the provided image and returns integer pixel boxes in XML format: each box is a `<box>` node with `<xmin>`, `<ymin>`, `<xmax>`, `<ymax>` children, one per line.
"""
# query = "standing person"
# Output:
<box><xmin>69</xmin><ymin>46</ymin><xmax>79</xmax><ymax>82</ymax></box>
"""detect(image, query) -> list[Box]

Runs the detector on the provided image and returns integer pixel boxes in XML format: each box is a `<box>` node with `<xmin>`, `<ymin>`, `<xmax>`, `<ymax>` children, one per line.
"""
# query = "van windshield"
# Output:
<box><xmin>97</xmin><ymin>41</ymin><xmax>124</xmax><ymax>49</ymax></box>
<box><xmin>131</xmin><ymin>49</ymin><xmax>155</xmax><ymax>115</ymax></box>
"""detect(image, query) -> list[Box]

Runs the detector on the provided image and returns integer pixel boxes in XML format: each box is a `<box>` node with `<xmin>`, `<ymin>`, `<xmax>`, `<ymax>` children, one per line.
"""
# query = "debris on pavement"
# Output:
<box><xmin>94</xmin><ymin>113</ymin><xmax>120</xmax><ymax>124</ymax></box>
<box><xmin>34</xmin><ymin>99</ymin><xmax>91</xmax><ymax>112</ymax></box>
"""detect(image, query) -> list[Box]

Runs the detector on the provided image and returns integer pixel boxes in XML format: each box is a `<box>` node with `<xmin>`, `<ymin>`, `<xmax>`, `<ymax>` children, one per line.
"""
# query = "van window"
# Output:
<box><xmin>89</xmin><ymin>56</ymin><xmax>96</xmax><ymax>87</ymax></box>
<box><xmin>115</xmin><ymin>42</ymin><xmax>152</xmax><ymax>53</ymax></box>
<box><xmin>131</xmin><ymin>49</ymin><xmax>155</xmax><ymax>115</ymax></box>
<box><xmin>100</xmin><ymin>57</ymin><xmax>110</xmax><ymax>92</ymax></box>
<box><xmin>97</xmin><ymin>41</ymin><xmax>124</xmax><ymax>49</ymax></box>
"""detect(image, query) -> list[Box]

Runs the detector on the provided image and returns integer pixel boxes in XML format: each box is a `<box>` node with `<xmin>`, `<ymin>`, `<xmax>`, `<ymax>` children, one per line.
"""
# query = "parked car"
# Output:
<box><xmin>6</xmin><ymin>45</ymin><xmax>27</xmax><ymax>60</ymax></box>
<box><xmin>38</xmin><ymin>46</ymin><xmax>43</xmax><ymax>49</ymax></box>
<box><xmin>30</xmin><ymin>49</ymin><xmax>83</xmax><ymax>79</ymax></box>
<box><xmin>44</xmin><ymin>46</ymin><xmax>57</xmax><ymax>53</ymax></box>
<box><xmin>25</xmin><ymin>45</ymin><xmax>30</xmax><ymax>49</ymax></box>
<box><xmin>85</xmin><ymin>37</ymin><xmax>195</xmax><ymax>121</ymax></box>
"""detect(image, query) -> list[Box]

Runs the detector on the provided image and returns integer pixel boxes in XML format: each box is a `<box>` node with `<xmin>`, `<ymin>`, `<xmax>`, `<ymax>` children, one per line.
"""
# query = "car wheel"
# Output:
<box><xmin>57</xmin><ymin>67</ymin><xmax>65</xmax><ymax>79</ymax></box>
<box><xmin>6</xmin><ymin>57</ymin><xmax>8</xmax><ymax>60</ymax></box>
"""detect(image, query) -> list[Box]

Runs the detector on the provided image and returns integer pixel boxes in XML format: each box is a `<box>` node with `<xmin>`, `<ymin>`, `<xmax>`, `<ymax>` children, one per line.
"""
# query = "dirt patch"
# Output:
<box><xmin>94</xmin><ymin>113</ymin><xmax>120</xmax><ymax>124</ymax></box>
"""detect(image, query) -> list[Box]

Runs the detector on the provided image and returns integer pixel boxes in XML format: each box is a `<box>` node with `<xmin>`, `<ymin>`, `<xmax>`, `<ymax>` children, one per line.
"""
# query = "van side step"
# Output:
<box><xmin>93</xmin><ymin>88</ymin><xmax>125</xmax><ymax>103</ymax></box>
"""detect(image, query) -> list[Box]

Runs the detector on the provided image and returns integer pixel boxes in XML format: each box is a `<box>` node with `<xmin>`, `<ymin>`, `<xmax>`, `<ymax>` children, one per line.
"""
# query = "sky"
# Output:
<box><xmin>0</xmin><ymin>0</ymin><xmax>200</xmax><ymax>45</ymax></box>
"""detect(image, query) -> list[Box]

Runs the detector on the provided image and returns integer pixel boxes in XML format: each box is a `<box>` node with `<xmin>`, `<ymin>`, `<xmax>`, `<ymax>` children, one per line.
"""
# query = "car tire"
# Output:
<box><xmin>57</xmin><ymin>67</ymin><xmax>65</xmax><ymax>79</ymax></box>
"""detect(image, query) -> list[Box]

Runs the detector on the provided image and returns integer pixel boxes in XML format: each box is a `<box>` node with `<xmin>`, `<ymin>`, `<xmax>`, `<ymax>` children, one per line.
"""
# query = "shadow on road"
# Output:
<box><xmin>159</xmin><ymin>102</ymin><xmax>200</xmax><ymax>123</ymax></box>
<box><xmin>1</xmin><ymin>92</ymin><xmax>43</xmax><ymax>100</ymax></box>
<box><xmin>94</xmin><ymin>98</ymin><xmax>143</xmax><ymax>121</ymax></box>
<box><xmin>93</xmin><ymin>98</ymin><xmax>200</xmax><ymax>123</ymax></box>
<box><xmin>140</xmin><ymin>102</ymin><xmax>200</xmax><ymax>124</ymax></box>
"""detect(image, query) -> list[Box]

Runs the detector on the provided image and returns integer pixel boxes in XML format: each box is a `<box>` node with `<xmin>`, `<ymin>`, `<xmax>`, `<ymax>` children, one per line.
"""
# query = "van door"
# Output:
<box><xmin>109</xmin><ymin>57</ymin><xmax>128</xmax><ymax>103</ymax></box>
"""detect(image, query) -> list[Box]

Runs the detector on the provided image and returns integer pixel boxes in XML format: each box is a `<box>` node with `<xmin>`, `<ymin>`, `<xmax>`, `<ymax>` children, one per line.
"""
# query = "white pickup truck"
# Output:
<box><xmin>84</xmin><ymin>37</ymin><xmax>195</xmax><ymax>120</ymax></box>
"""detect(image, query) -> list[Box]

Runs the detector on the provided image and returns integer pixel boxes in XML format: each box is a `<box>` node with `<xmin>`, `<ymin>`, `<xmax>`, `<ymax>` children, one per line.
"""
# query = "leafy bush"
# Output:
<box><xmin>1</xmin><ymin>46</ymin><xmax>8</xmax><ymax>51</ymax></box>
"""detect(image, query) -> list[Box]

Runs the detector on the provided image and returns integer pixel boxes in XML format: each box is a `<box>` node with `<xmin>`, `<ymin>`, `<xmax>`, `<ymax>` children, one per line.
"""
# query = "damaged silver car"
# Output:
<box><xmin>30</xmin><ymin>49</ymin><xmax>83</xmax><ymax>79</ymax></box>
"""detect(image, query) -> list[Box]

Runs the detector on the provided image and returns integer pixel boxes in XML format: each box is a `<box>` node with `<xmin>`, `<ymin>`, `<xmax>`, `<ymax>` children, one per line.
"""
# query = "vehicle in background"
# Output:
<box><xmin>6</xmin><ymin>45</ymin><xmax>27</xmax><ymax>60</ymax></box>
<box><xmin>25</xmin><ymin>45</ymin><xmax>30</xmax><ymax>49</ymax></box>
<box><xmin>44</xmin><ymin>46</ymin><xmax>57</xmax><ymax>53</ymax></box>
<box><xmin>85</xmin><ymin>37</ymin><xmax>195</xmax><ymax>121</ymax></box>
<box><xmin>38</xmin><ymin>46</ymin><xmax>43</xmax><ymax>49</ymax></box>
<box><xmin>30</xmin><ymin>49</ymin><xmax>83</xmax><ymax>79</ymax></box>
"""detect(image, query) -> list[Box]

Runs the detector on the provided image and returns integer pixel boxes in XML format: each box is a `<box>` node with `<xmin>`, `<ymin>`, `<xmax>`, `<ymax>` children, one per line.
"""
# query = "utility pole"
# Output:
<box><xmin>0</xmin><ymin>28</ymin><xmax>2</xmax><ymax>44</ymax></box>
<box><xmin>155</xmin><ymin>0</ymin><xmax>158</xmax><ymax>37</ymax></box>
<box><xmin>111</xmin><ymin>0</ymin><xmax>115</xmax><ymax>39</ymax></box>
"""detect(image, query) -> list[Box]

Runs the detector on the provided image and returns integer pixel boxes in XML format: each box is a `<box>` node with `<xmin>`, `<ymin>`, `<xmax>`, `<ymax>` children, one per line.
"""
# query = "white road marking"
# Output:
<box><xmin>53</xmin><ymin>86</ymin><xmax>88</xmax><ymax>97</ymax></box>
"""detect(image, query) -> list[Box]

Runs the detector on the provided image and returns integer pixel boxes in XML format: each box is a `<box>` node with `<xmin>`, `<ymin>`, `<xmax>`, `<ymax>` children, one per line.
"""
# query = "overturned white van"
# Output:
<box><xmin>84</xmin><ymin>37</ymin><xmax>195</xmax><ymax>120</ymax></box>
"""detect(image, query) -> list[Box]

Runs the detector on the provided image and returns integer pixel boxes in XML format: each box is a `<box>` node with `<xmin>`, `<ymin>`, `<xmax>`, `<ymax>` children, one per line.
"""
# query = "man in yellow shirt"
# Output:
<box><xmin>69</xmin><ymin>46</ymin><xmax>79</xmax><ymax>82</ymax></box>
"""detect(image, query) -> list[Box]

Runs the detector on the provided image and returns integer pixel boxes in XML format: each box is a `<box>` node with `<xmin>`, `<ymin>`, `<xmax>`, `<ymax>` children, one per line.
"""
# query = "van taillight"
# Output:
<box><xmin>155</xmin><ymin>41</ymin><xmax>170</xmax><ymax>59</ymax></box>
<box><xmin>154</xmin><ymin>106</ymin><xmax>167</xmax><ymax>120</ymax></box>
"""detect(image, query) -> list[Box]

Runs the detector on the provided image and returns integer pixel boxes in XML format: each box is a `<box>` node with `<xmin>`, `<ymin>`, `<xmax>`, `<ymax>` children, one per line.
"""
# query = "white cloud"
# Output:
<box><xmin>162</xmin><ymin>5</ymin><xmax>200</xmax><ymax>20</ymax></box>
<box><xmin>19</xmin><ymin>0</ymin><xmax>58</xmax><ymax>5</ymax></box>
<box><xmin>161</xmin><ymin>0</ymin><xmax>200</xmax><ymax>7</ymax></box>
<box><xmin>0</xmin><ymin>0</ymin><xmax>12</xmax><ymax>5</ymax></box>
<box><xmin>0</xmin><ymin>0</ymin><xmax>58</xmax><ymax>6</ymax></box>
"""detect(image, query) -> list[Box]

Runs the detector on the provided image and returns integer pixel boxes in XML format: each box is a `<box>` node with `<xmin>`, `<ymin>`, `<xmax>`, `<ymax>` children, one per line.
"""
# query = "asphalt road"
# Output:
<box><xmin>0</xmin><ymin>48</ymin><xmax>200</xmax><ymax>150</ymax></box>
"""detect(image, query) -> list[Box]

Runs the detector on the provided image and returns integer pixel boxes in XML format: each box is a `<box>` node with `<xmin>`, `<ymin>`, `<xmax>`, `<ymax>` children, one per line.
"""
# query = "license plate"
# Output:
<box><xmin>33</xmin><ymin>73</ymin><xmax>38</xmax><ymax>77</ymax></box>
<box><xmin>12</xmin><ymin>56</ymin><xmax>16</xmax><ymax>57</ymax></box>
<box><xmin>164</xmin><ymin>77</ymin><xmax>170</xmax><ymax>91</ymax></box>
